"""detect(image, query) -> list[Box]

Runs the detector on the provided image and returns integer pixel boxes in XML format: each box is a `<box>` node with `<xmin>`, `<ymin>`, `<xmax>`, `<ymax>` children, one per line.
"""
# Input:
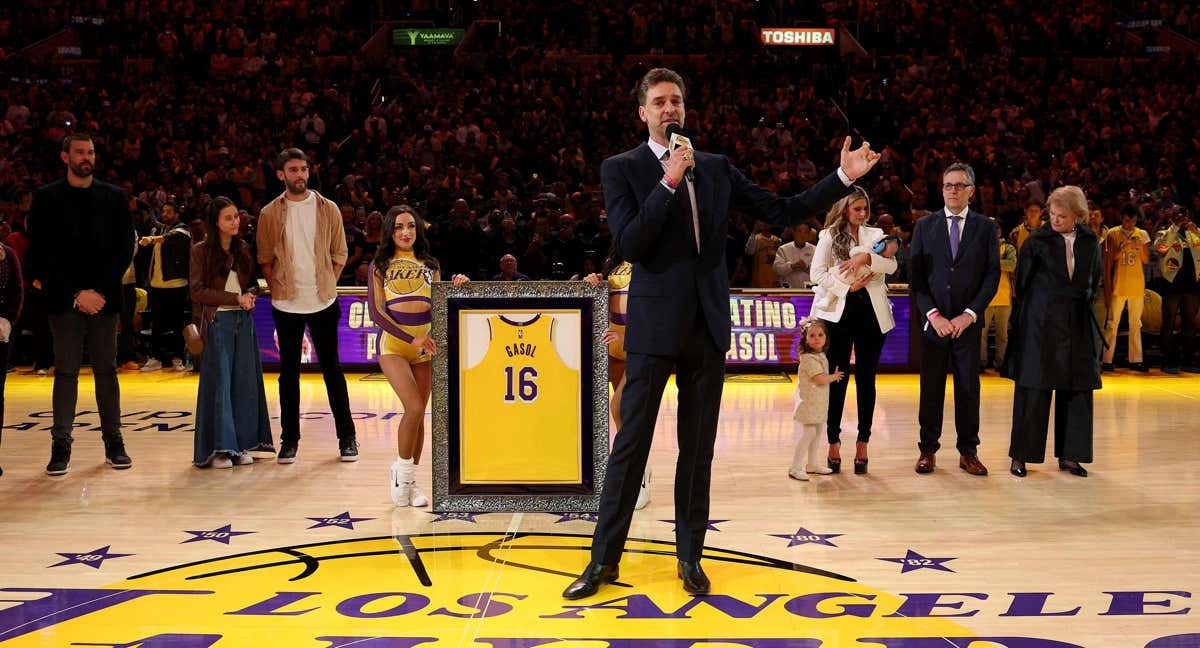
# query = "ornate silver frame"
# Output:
<box><xmin>430</xmin><ymin>280</ymin><xmax>610</xmax><ymax>512</ymax></box>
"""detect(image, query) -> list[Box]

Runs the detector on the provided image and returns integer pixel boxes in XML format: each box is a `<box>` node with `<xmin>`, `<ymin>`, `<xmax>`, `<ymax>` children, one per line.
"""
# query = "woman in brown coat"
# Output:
<box><xmin>191</xmin><ymin>196</ymin><xmax>274</xmax><ymax>468</ymax></box>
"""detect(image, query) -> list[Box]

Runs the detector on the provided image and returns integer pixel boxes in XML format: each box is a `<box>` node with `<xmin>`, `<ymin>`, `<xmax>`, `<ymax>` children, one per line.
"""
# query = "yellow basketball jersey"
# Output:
<box><xmin>1106</xmin><ymin>227</ymin><xmax>1148</xmax><ymax>297</ymax></box>
<box><xmin>460</xmin><ymin>315</ymin><xmax>581</xmax><ymax>483</ymax></box>
<box><xmin>607</xmin><ymin>262</ymin><xmax>631</xmax><ymax>361</ymax></box>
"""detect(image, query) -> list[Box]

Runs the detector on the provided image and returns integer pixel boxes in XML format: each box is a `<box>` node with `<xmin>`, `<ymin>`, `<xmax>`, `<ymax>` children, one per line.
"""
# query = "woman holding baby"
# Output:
<box><xmin>809</xmin><ymin>186</ymin><xmax>898</xmax><ymax>474</ymax></box>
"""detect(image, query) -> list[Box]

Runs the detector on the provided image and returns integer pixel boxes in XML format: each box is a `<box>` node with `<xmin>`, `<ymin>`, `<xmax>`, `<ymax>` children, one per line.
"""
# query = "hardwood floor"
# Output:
<box><xmin>0</xmin><ymin>368</ymin><xmax>1197</xmax><ymax>647</ymax></box>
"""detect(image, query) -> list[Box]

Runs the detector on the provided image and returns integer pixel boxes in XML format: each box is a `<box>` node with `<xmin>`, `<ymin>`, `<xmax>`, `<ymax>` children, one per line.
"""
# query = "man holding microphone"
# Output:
<box><xmin>563</xmin><ymin>68</ymin><xmax>879</xmax><ymax>599</ymax></box>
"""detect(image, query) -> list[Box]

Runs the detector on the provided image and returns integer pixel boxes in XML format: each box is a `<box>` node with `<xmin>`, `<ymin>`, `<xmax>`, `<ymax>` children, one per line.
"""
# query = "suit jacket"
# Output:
<box><xmin>908</xmin><ymin>207</ymin><xmax>1000</xmax><ymax>343</ymax></box>
<box><xmin>601</xmin><ymin>143</ymin><xmax>849</xmax><ymax>355</ymax></box>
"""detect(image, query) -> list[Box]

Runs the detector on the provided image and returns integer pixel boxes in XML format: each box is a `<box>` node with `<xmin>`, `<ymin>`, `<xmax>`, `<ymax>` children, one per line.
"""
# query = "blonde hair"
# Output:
<box><xmin>1047</xmin><ymin>186</ymin><xmax>1089</xmax><ymax>221</ymax></box>
<box><xmin>822</xmin><ymin>186</ymin><xmax>870</xmax><ymax>263</ymax></box>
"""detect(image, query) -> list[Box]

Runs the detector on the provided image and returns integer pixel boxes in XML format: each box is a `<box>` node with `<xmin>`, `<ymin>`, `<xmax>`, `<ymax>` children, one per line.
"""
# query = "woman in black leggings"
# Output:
<box><xmin>808</xmin><ymin>187</ymin><xmax>897</xmax><ymax>474</ymax></box>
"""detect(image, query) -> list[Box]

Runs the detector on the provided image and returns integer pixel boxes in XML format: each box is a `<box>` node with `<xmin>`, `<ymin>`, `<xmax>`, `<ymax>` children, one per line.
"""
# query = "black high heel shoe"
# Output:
<box><xmin>1010</xmin><ymin>460</ymin><xmax>1027</xmax><ymax>477</ymax></box>
<box><xmin>827</xmin><ymin>443</ymin><xmax>841</xmax><ymax>474</ymax></box>
<box><xmin>853</xmin><ymin>442</ymin><xmax>868</xmax><ymax>474</ymax></box>
<box><xmin>1058</xmin><ymin>459</ymin><xmax>1088</xmax><ymax>477</ymax></box>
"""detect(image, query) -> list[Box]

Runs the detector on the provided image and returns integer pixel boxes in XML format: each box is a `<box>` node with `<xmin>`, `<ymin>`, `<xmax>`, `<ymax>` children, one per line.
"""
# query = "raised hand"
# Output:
<box><xmin>839</xmin><ymin>136</ymin><xmax>881</xmax><ymax>181</ymax></box>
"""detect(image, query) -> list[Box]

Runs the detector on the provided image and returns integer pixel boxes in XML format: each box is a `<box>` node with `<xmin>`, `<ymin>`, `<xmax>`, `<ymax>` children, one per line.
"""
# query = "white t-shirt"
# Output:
<box><xmin>272</xmin><ymin>191</ymin><xmax>335</xmax><ymax>314</ymax></box>
<box><xmin>217</xmin><ymin>266</ymin><xmax>243</xmax><ymax>312</ymax></box>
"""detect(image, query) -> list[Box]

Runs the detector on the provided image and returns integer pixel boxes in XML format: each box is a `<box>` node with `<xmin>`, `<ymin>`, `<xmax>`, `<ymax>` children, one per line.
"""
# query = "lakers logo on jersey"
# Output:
<box><xmin>385</xmin><ymin>257</ymin><xmax>433</xmax><ymax>295</ymax></box>
<box><xmin>460</xmin><ymin>314</ymin><xmax>581</xmax><ymax>483</ymax></box>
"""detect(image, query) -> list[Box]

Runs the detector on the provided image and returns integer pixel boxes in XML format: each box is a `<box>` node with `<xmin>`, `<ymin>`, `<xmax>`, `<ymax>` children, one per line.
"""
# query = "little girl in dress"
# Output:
<box><xmin>790</xmin><ymin>319</ymin><xmax>844</xmax><ymax>480</ymax></box>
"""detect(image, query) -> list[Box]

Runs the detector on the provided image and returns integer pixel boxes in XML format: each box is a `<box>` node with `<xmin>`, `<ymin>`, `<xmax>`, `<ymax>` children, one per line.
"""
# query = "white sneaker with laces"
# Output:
<box><xmin>172</xmin><ymin>358</ymin><xmax>188</xmax><ymax>372</ymax></box>
<box><xmin>140</xmin><ymin>359</ymin><xmax>163</xmax><ymax>372</ymax></box>
<box><xmin>634</xmin><ymin>466</ymin><xmax>651</xmax><ymax>510</ymax></box>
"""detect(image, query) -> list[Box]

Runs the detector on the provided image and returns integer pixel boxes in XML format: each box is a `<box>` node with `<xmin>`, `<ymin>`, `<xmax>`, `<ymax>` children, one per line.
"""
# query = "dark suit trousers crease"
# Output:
<box><xmin>1009</xmin><ymin>386</ymin><xmax>1093</xmax><ymax>463</ymax></box>
<box><xmin>592</xmin><ymin>311</ymin><xmax>725</xmax><ymax>565</ymax></box>
<box><xmin>824</xmin><ymin>291</ymin><xmax>886</xmax><ymax>445</ymax></box>
<box><xmin>918</xmin><ymin>325</ymin><xmax>982</xmax><ymax>455</ymax></box>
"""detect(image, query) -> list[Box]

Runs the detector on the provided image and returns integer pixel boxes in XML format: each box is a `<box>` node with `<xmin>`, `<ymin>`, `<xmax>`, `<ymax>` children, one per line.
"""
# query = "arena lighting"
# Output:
<box><xmin>759</xmin><ymin>27</ymin><xmax>836</xmax><ymax>46</ymax></box>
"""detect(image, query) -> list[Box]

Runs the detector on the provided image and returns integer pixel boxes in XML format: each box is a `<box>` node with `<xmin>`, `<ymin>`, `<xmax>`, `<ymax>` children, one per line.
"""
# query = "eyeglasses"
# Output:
<box><xmin>943</xmin><ymin>183</ymin><xmax>973</xmax><ymax>191</ymax></box>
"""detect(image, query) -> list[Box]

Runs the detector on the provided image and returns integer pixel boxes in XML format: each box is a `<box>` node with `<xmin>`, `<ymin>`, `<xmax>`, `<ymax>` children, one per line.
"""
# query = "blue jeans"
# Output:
<box><xmin>193</xmin><ymin>310</ymin><xmax>273</xmax><ymax>465</ymax></box>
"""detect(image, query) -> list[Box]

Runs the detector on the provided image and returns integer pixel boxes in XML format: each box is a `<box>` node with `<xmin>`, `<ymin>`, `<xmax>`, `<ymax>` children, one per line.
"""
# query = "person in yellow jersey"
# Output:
<box><xmin>981</xmin><ymin>218</ymin><xmax>1017</xmax><ymax>372</ymax></box>
<box><xmin>745</xmin><ymin>221</ymin><xmax>783</xmax><ymax>287</ymax></box>
<box><xmin>585</xmin><ymin>245</ymin><xmax>652</xmax><ymax>509</ymax></box>
<box><xmin>1102</xmin><ymin>205</ymin><xmax>1150</xmax><ymax>372</ymax></box>
<box><xmin>460</xmin><ymin>312</ymin><xmax>581</xmax><ymax>483</ymax></box>
<box><xmin>1008</xmin><ymin>200</ymin><xmax>1044</xmax><ymax>252</ymax></box>
<box><xmin>368</xmin><ymin>205</ymin><xmax>469</xmax><ymax>507</ymax></box>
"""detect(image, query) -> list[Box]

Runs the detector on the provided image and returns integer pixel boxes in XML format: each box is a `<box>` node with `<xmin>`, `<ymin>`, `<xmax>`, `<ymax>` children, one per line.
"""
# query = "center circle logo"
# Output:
<box><xmin>2</xmin><ymin>533</ymin><xmax>983</xmax><ymax>645</ymax></box>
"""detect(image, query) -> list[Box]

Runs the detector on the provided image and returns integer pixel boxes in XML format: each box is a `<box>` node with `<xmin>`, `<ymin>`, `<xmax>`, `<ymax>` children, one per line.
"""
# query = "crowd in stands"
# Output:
<box><xmin>3</xmin><ymin>0</ymin><xmax>1200</xmax><ymax>370</ymax></box>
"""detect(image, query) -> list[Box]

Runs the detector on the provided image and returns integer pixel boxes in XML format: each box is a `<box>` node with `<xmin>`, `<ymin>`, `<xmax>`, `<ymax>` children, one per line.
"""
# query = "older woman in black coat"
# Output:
<box><xmin>1004</xmin><ymin>186</ymin><xmax>1103</xmax><ymax>478</ymax></box>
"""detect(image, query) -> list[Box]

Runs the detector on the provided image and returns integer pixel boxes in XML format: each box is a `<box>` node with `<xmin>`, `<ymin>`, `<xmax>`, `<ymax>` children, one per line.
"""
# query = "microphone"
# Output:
<box><xmin>665</xmin><ymin>124</ymin><xmax>695</xmax><ymax>183</ymax></box>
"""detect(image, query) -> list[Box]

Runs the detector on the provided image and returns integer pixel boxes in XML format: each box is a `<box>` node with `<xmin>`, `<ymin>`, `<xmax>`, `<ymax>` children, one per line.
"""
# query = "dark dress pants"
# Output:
<box><xmin>592</xmin><ymin>310</ymin><xmax>725</xmax><ymax>565</ymax></box>
<box><xmin>918</xmin><ymin>323</ymin><xmax>982</xmax><ymax>456</ymax></box>
<box><xmin>1009</xmin><ymin>387</ymin><xmax>1094</xmax><ymax>463</ymax></box>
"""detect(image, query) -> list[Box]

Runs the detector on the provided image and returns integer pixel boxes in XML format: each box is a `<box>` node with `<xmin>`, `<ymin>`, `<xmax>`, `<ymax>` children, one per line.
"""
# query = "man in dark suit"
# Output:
<box><xmin>908</xmin><ymin>162</ymin><xmax>1000</xmax><ymax>476</ymax></box>
<box><xmin>563</xmin><ymin>68</ymin><xmax>879</xmax><ymax>599</ymax></box>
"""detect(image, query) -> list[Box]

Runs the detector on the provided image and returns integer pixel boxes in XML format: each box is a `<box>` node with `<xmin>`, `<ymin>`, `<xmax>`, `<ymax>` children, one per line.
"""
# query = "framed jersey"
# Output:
<box><xmin>430</xmin><ymin>281</ymin><xmax>610</xmax><ymax>512</ymax></box>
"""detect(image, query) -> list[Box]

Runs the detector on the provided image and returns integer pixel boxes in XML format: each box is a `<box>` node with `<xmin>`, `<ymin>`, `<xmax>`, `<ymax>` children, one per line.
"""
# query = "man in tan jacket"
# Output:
<box><xmin>257</xmin><ymin>148</ymin><xmax>357</xmax><ymax>463</ymax></box>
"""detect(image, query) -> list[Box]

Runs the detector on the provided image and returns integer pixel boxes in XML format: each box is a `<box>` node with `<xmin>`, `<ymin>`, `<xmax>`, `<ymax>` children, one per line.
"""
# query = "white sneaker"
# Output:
<box><xmin>232</xmin><ymin>452</ymin><xmax>254</xmax><ymax>465</ymax></box>
<box><xmin>788</xmin><ymin>468</ymin><xmax>810</xmax><ymax>481</ymax></box>
<box><xmin>409</xmin><ymin>481</ymin><xmax>429</xmax><ymax>507</ymax></box>
<box><xmin>140</xmin><ymin>359</ymin><xmax>163</xmax><ymax>371</ymax></box>
<box><xmin>390</xmin><ymin>460</ymin><xmax>411</xmax><ymax>507</ymax></box>
<box><xmin>805</xmin><ymin>465</ymin><xmax>834</xmax><ymax>475</ymax></box>
<box><xmin>172</xmin><ymin>358</ymin><xmax>188</xmax><ymax>372</ymax></box>
<box><xmin>634</xmin><ymin>467</ymin><xmax>651</xmax><ymax>510</ymax></box>
<box><xmin>211</xmin><ymin>454</ymin><xmax>233</xmax><ymax>469</ymax></box>
<box><xmin>36</xmin><ymin>368</ymin><xmax>48</xmax><ymax>376</ymax></box>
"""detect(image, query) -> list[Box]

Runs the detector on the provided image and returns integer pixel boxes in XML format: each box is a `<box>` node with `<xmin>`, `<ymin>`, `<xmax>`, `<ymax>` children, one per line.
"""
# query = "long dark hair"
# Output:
<box><xmin>600</xmin><ymin>240</ymin><xmax>625</xmax><ymax>276</ymax></box>
<box><xmin>374</xmin><ymin>204</ymin><xmax>440</xmax><ymax>278</ymax></box>
<box><xmin>202</xmin><ymin>196</ymin><xmax>253</xmax><ymax>286</ymax></box>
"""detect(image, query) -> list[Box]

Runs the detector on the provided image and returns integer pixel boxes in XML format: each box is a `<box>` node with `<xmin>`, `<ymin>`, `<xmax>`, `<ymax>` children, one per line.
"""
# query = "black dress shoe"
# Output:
<box><xmin>677</xmin><ymin>561</ymin><xmax>711</xmax><ymax>595</ymax></box>
<box><xmin>562</xmin><ymin>562</ymin><xmax>619</xmax><ymax>599</ymax></box>
<box><xmin>1058</xmin><ymin>460</ymin><xmax>1088</xmax><ymax>477</ymax></box>
<box><xmin>1010</xmin><ymin>460</ymin><xmax>1027</xmax><ymax>477</ymax></box>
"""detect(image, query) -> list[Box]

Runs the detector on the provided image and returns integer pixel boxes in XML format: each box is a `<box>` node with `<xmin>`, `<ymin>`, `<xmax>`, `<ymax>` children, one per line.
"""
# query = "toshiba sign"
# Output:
<box><xmin>760</xmin><ymin>27</ymin><xmax>836</xmax><ymax>46</ymax></box>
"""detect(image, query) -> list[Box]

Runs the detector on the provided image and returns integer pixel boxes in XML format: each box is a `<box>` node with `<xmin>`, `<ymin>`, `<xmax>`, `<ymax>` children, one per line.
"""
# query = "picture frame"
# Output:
<box><xmin>430</xmin><ymin>280</ymin><xmax>610</xmax><ymax>512</ymax></box>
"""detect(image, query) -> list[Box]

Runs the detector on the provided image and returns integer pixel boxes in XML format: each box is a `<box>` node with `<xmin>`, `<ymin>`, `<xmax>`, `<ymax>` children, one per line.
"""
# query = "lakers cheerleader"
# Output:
<box><xmin>368</xmin><ymin>205</ymin><xmax>469</xmax><ymax>506</ymax></box>
<box><xmin>586</xmin><ymin>245</ymin><xmax>651</xmax><ymax>509</ymax></box>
